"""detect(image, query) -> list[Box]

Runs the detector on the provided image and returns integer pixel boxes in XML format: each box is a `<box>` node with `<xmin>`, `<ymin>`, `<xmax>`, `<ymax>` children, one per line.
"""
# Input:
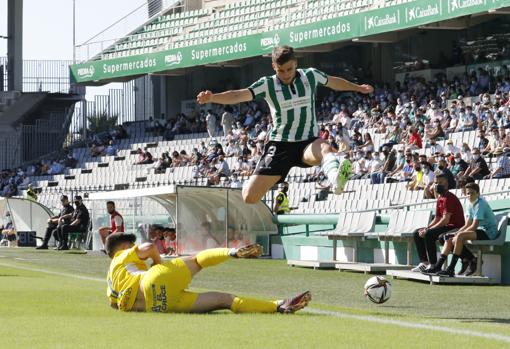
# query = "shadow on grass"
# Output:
<box><xmin>0</xmin><ymin>274</ymin><xmax>20</xmax><ymax>277</ymax></box>
<box><xmin>441</xmin><ymin>317</ymin><xmax>510</xmax><ymax>325</ymax></box>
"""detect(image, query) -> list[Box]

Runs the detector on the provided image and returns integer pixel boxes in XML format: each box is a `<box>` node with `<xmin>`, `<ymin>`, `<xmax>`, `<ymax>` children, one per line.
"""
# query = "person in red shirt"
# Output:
<box><xmin>99</xmin><ymin>201</ymin><xmax>125</xmax><ymax>248</ymax></box>
<box><xmin>411</xmin><ymin>174</ymin><xmax>473</xmax><ymax>273</ymax></box>
<box><xmin>407</xmin><ymin>126</ymin><xmax>423</xmax><ymax>149</ymax></box>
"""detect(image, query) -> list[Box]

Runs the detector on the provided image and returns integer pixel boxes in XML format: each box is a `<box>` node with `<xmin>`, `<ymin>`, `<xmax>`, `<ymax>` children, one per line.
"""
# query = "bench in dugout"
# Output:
<box><xmin>68</xmin><ymin>221</ymin><xmax>92</xmax><ymax>251</ymax></box>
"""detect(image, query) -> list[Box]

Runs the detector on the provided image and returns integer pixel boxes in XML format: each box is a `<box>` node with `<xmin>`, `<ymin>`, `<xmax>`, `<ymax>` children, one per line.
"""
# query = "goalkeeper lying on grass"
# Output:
<box><xmin>106</xmin><ymin>233</ymin><xmax>311</xmax><ymax>314</ymax></box>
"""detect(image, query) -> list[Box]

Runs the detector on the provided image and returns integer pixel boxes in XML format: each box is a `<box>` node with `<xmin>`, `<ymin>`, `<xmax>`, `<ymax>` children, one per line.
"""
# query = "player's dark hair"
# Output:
<box><xmin>272</xmin><ymin>45</ymin><xmax>296</xmax><ymax>65</ymax></box>
<box><xmin>105</xmin><ymin>233</ymin><xmax>136</xmax><ymax>258</ymax></box>
<box><xmin>106</xmin><ymin>201</ymin><xmax>115</xmax><ymax>206</ymax></box>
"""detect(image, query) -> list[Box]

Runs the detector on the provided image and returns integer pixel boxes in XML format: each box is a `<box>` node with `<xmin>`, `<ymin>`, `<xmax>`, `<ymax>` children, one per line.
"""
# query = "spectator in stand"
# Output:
<box><xmin>135</xmin><ymin>148</ymin><xmax>154</xmax><ymax>165</ymax></box>
<box><xmin>90</xmin><ymin>141</ymin><xmax>106</xmax><ymax>157</ymax></box>
<box><xmin>387</xmin><ymin>149</ymin><xmax>405</xmax><ymax>179</ymax></box>
<box><xmin>411</xmin><ymin>174</ymin><xmax>466</xmax><ymax>274</ymax></box>
<box><xmin>216</xmin><ymin>155</ymin><xmax>230</xmax><ymax>178</ymax></box>
<box><xmin>436</xmin><ymin>158</ymin><xmax>457</xmax><ymax>191</ymax></box>
<box><xmin>465</xmin><ymin>148</ymin><xmax>490</xmax><ymax>180</ymax></box>
<box><xmin>319</xmin><ymin>124</ymin><xmax>329</xmax><ymax>140</ymax></box>
<box><xmin>426</xmin><ymin>119</ymin><xmax>445</xmax><ymax>142</ymax></box>
<box><xmin>371</xmin><ymin>148</ymin><xmax>395</xmax><ymax>184</ymax></box>
<box><xmin>350</xmin><ymin>150</ymin><xmax>367</xmax><ymax>180</ymax></box>
<box><xmin>221</xmin><ymin>106</ymin><xmax>235</xmax><ymax>139</ymax></box>
<box><xmin>477</xmin><ymin>129</ymin><xmax>489</xmax><ymax>153</ymax></box>
<box><xmin>444</xmin><ymin>139</ymin><xmax>460</xmax><ymax>156</ymax></box>
<box><xmin>451</xmin><ymin>152</ymin><xmax>469</xmax><ymax>179</ymax></box>
<box><xmin>407</xmin><ymin>126</ymin><xmax>423</xmax><ymax>150</ymax></box>
<box><xmin>36</xmin><ymin>195</ymin><xmax>74</xmax><ymax>249</ymax></box>
<box><xmin>206</xmin><ymin>109</ymin><xmax>217</xmax><ymax>138</ymax></box>
<box><xmin>421</xmin><ymin>162</ymin><xmax>436</xmax><ymax>199</ymax></box>
<box><xmin>428</xmin><ymin>138</ymin><xmax>444</xmax><ymax>155</ymax></box>
<box><xmin>407</xmin><ymin>161</ymin><xmax>423</xmax><ymax>191</ymax></box>
<box><xmin>486</xmin><ymin>147</ymin><xmax>510</xmax><ymax>179</ymax></box>
<box><xmin>230</xmin><ymin>173</ymin><xmax>243</xmax><ymax>188</ymax></box>
<box><xmin>367</xmin><ymin>151</ymin><xmax>383</xmax><ymax>184</ymax></box>
<box><xmin>361</xmin><ymin>133</ymin><xmax>374</xmax><ymax>153</ymax></box>
<box><xmin>460</xmin><ymin>143</ymin><xmax>473</xmax><ymax>162</ymax></box>
<box><xmin>105</xmin><ymin>141</ymin><xmax>117</xmax><ymax>156</ymax></box>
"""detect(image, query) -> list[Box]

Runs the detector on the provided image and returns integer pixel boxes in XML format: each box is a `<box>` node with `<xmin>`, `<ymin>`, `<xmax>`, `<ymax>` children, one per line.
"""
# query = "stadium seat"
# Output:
<box><xmin>378</xmin><ymin>210</ymin><xmax>432</xmax><ymax>265</ymax></box>
<box><xmin>466</xmin><ymin>214</ymin><xmax>508</xmax><ymax>276</ymax></box>
<box><xmin>317</xmin><ymin>211</ymin><xmax>376</xmax><ymax>262</ymax></box>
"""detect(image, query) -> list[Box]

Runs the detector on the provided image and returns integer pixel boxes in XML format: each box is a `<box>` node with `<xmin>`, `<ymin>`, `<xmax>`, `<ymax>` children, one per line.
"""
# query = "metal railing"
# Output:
<box><xmin>0</xmin><ymin>57</ymin><xmax>74</xmax><ymax>93</ymax></box>
<box><xmin>75</xmin><ymin>0</ymin><xmax>183</xmax><ymax>62</ymax></box>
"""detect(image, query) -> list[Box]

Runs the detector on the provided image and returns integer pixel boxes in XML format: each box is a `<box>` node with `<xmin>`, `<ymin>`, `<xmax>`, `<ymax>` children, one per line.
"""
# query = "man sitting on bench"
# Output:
<box><xmin>411</xmin><ymin>174</ymin><xmax>466</xmax><ymax>273</ymax></box>
<box><xmin>427</xmin><ymin>182</ymin><xmax>498</xmax><ymax>277</ymax></box>
<box><xmin>55</xmin><ymin>195</ymin><xmax>90</xmax><ymax>250</ymax></box>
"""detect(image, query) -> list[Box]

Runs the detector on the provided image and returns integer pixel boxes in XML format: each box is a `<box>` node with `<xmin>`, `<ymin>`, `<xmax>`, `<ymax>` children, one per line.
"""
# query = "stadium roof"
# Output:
<box><xmin>70</xmin><ymin>0</ymin><xmax>510</xmax><ymax>85</ymax></box>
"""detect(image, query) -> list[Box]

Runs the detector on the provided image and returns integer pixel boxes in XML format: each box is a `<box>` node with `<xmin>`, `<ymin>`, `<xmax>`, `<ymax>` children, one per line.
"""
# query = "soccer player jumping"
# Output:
<box><xmin>106</xmin><ymin>233</ymin><xmax>311</xmax><ymax>314</ymax></box>
<box><xmin>197</xmin><ymin>45</ymin><xmax>374</xmax><ymax>203</ymax></box>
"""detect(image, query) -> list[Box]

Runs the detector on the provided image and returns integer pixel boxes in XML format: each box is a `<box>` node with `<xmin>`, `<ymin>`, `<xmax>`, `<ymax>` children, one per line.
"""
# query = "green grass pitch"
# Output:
<box><xmin>0</xmin><ymin>248</ymin><xmax>509</xmax><ymax>349</ymax></box>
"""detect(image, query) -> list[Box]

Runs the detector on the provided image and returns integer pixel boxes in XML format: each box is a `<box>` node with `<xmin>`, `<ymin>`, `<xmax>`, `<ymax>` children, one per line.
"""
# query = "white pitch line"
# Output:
<box><xmin>305</xmin><ymin>308</ymin><xmax>510</xmax><ymax>344</ymax></box>
<box><xmin>1</xmin><ymin>261</ymin><xmax>509</xmax><ymax>343</ymax></box>
<box><xmin>0</xmin><ymin>262</ymin><xmax>104</xmax><ymax>282</ymax></box>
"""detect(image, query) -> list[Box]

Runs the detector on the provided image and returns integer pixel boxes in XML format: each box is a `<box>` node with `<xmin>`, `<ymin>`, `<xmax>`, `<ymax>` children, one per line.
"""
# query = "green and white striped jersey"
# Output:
<box><xmin>248</xmin><ymin>68</ymin><xmax>328</xmax><ymax>142</ymax></box>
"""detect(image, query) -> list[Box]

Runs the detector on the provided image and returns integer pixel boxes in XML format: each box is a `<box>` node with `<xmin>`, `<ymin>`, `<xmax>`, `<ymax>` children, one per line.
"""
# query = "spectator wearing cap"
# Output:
<box><xmin>465</xmin><ymin>148</ymin><xmax>490</xmax><ymax>180</ymax></box>
<box><xmin>36</xmin><ymin>195</ymin><xmax>74</xmax><ymax>249</ymax></box>
<box><xmin>444</xmin><ymin>139</ymin><xmax>460</xmax><ymax>156</ymax></box>
<box><xmin>485</xmin><ymin>147</ymin><xmax>510</xmax><ymax>179</ymax></box>
<box><xmin>55</xmin><ymin>195</ymin><xmax>90</xmax><ymax>250</ymax></box>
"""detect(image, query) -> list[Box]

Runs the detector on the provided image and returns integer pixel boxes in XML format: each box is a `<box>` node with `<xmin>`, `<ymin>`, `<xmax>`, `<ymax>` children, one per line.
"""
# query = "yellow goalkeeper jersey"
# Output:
<box><xmin>107</xmin><ymin>246</ymin><xmax>148</xmax><ymax>311</ymax></box>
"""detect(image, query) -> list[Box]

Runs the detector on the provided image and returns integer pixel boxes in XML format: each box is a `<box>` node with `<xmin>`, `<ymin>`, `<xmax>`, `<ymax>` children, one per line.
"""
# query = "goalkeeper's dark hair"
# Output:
<box><xmin>105</xmin><ymin>233</ymin><xmax>137</xmax><ymax>258</ymax></box>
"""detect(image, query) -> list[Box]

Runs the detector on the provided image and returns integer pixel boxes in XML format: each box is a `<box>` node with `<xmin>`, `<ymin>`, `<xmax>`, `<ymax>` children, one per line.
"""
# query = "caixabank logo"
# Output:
<box><xmin>364</xmin><ymin>11</ymin><xmax>400</xmax><ymax>31</ymax></box>
<box><xmin>405</xmin><ymin>2</ymin><xmax>441</xmax><ymax>24</ymax></box>
<box><xmin>448</xmin><ymin>0</ymin><xmax>486</xmax><ymax>13</ymax></box>
<box><xmin>260</xmin><ymin>33</ymin><xmax>280</xmax><ymax>50</ymax></box>
<box><xmin>77</xmin><ymin>65</ymin><xmax>95</xmax><ymax>79</ymax></box>
<box><xmin>164</xmin><ymin>51</ymin><xmax>183</xmax><ymax>66</ymax></box>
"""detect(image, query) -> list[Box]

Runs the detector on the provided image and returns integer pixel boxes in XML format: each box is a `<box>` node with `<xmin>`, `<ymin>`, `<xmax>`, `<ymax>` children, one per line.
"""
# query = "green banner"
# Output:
<box><xmin>70</xmin><ymin>0</ymin><xmax>510</xmax><ymax>84</ymax></box>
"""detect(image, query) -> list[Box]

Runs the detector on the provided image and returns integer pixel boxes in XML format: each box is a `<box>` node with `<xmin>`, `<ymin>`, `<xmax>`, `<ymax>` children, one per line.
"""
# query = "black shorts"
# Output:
<box><xmin>7</xmin><ymin>234</ymin><xmax>16</xmax><ymax>241</ymax></box>
<box><xmin>475</xmin><ymin>229</ymin><xmax>490</xmax><ymax>240</ymax></box>
<box><xmin>254</xmin><ymin>138</ymin><xmax>317</xmax><ymax>182</ymax></box>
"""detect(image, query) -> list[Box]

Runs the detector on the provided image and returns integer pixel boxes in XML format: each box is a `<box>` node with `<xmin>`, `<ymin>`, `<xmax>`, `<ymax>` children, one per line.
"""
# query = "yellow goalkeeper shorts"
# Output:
<box><xmin>141</xmin><ymin>258</ymin><xmax>198</xmax><ymax>313</ymax></box>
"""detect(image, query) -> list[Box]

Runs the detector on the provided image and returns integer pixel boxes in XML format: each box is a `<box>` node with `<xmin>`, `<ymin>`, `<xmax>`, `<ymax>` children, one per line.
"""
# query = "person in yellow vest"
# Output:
<box><xmin>26</xmin><ymin>184</ymin><xmax>38</xmax><ymax>201</ymax></box>
<box><xmin>105</xmin><ymin>233</ymin><xmax>311</xmax><ymax>314</ymax></box>
<box><xmin>273</xmin><ymin>182</ymin><xmax>291</xmax><ymax>214</ymax></box>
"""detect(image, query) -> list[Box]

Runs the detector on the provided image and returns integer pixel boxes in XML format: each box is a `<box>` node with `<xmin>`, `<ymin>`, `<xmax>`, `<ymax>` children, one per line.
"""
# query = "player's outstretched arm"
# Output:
<box><xmin>325</xmin><ymin>76</ymin><xmax>374</xmax><ymax>94</ymax></box>
<box><xmin>135</xmin><ymin>242</ymin><xmax>162</xmax><ymax>266</ymax></box>
<box><xmin>196</xmin><ymin>89</ymin><xmax>253</xmax><ymax>105</ymax></box>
